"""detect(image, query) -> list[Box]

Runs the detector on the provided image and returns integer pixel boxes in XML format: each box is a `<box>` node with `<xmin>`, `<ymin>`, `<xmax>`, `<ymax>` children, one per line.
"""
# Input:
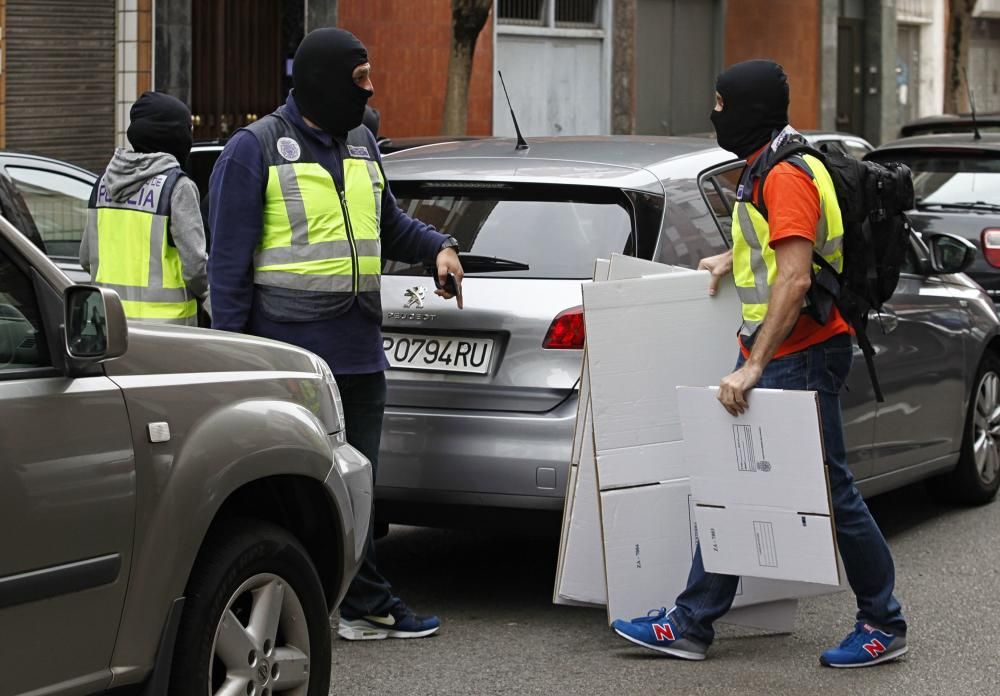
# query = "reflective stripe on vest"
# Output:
<box><xmin>251</xmin><ymin>124</ymin><xmax>385</xmax><ymax>295</ymax></box>
<box><xmin>88</xmin><ymin>170</ymin><xmax>197</xmax><ymax>326</ymax></box>
<box><xmin>732</xmin><ymin>153</ymin><xmax>844</xmax><ymax>337</ymax></box>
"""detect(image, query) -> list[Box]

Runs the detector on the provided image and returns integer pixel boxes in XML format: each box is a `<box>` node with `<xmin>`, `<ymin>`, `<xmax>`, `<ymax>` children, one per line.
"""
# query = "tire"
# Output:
<box><xmin>942</xmin><ymin>352</ymin><xmax>1000</xmax><ymax>505</ymax></box>
<box><xmin>169</xmin><ymin>520</ymin><xmax>332</xmax><ymax>696</ymax></box>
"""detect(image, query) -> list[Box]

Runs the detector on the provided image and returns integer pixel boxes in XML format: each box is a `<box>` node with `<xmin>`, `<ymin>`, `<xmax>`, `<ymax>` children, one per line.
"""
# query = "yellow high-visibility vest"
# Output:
<box><xmin>246</xmin><ymin>114</ymin><xmax>384</xmax><ymax>309</ymax></box>
<box><xmin>87</xmin><ymin>169</ymin><xmax>197</xmax><ymax>325</ymax></box>
<box><xmin>732</xmin><ymin>147</ymin><xmax>844</xmax><ymax>338</ymax></box>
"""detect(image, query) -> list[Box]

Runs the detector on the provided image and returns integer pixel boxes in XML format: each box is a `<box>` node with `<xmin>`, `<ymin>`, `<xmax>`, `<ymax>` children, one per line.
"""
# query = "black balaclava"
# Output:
<box><xmin>293</xmin><ymin>28</ymin><xmax>373</xmax><ymax>136</ymax></box>
<box><xmin>710</xmin><ymin>59</ymin><xmax>790</xmax><ymax>159</ymax></box>
<box><xmin>127</xmin><ymin>92</ymin><xmax>193</xmax><ymax>166</ymax></box>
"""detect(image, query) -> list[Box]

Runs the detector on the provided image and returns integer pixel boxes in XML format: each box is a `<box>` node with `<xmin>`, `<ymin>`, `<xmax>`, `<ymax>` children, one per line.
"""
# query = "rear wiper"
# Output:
<box><xmin>451</xmin><ymin>254</ymin><xmax>530</xmax><ymax>273</ymax></box>
<box><xmin>916</xmin><ymin>200</ymin><xmax>1000</xmax><ymax>212</ymax></box>
<box><xmin>390</xmin><ymin>253</ymin><xmax>530</xmax><ymax>276</ymax></box>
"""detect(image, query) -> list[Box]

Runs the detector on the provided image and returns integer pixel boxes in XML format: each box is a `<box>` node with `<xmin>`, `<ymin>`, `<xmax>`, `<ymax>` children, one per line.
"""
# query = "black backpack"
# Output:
<box><xmin>752</xmin><ymin>138</ymin><xmax>915</xmax><ymax>402</ymax></box>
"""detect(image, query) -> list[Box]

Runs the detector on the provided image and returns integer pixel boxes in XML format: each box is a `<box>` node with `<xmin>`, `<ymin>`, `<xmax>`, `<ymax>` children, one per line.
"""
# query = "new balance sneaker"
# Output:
<box><xmin>611</xmin><ymin>607</ymin><xmax>707</xmax><ymax>660</ymax></box>
<box><xmin>820</xmin><ymin>622</ymin><xmax>908</xmax><ymax>668</ymax></box>
<box><xmin>338</xmin><ymin>601</ymin><xmax>440</xmax><ymax>640</ymax></box>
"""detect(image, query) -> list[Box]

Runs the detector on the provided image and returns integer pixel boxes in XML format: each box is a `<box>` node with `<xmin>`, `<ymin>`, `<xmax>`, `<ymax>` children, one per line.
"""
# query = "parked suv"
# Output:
<box><xmin>0</xmin><ymin>216</ymin><xmax>372</xmax><ymax>695</ymax></box>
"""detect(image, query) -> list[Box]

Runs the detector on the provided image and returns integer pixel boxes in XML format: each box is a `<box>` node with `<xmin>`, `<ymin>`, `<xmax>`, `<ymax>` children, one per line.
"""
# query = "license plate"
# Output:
<box><xmin>383</xmin><ymin>333</ymin><xmax>494</xmax><ymax>374</ymax></box>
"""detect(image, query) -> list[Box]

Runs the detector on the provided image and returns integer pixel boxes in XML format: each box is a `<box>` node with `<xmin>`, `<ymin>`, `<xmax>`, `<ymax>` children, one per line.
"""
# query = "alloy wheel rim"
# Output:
<box><xmin>208</xmin><ymin>573</ymin><xmax>311</xmax><ymax>696</ymax></box>
<box><xmin>972</xmin><ymin>371</ymin><xmax>1000</xmax><ymax>487</ymax></box>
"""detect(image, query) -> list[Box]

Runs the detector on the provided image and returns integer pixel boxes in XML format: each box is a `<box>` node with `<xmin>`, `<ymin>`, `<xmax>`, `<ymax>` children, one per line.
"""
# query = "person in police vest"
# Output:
<box><xmin>208</xmin><ymin>27</ymin><xmax>462</xmax><ymax>640</ymax></box>
<box><xmin>611</xmin><ymin>60</ymin><xmax>908</xmax><ymax>668</ymax></box>
<box><xmin>81</xmin><ymin>92</ymin><xmax>209</xmax><ymax>326</ymax></box>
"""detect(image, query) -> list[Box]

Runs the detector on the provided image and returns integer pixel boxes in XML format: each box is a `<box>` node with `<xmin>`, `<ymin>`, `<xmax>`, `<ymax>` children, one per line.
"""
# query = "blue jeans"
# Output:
<box><xmin>670</xmin><ymin>333</ymin><xmax>907</xmax><ymax>646</ymax></box>
<box><xmin>336</xmin><ymin>371</ymin><xmax>398</xmax><ymax>618</ymax></box>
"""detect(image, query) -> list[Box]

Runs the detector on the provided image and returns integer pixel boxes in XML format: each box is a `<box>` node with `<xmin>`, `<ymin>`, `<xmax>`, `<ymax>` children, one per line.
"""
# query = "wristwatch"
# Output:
<box><xmin>439</xmin><ymin>236</ymin><xmax>460</xmax><ymax>253</ymax></box>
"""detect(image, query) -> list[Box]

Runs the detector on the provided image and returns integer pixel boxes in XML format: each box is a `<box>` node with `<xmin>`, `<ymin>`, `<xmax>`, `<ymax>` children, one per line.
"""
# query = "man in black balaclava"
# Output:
<box><xmin>209</xmin><ymin>28</ymin><xmax>463</xmax><ymax>650</ymax></box>
<box><xmin>80</xmin><ymin>91</ymin><xmax>209</xmax><ymax>326</ymax></box>
<box><xmin>293</xmin><ymin>27</ymin><xmax>372</xmax><ymax>136</ymax></box>
<box><xmin>610</xmin><ymin>60</ymin><xmax>908</xmax><ymax>668</ymax></box>
<box><xmin>710</xmin><ymin>59</ymin><xmax>789</xmax><ymax>159</ymax></box>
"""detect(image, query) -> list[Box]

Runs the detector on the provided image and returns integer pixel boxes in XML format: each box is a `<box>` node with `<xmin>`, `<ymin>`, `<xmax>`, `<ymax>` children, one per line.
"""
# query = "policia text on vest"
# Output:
<box><xmin>87</xmin><ymin>168</ymin><xmax>199</xmax><ymax>326</ymax></box>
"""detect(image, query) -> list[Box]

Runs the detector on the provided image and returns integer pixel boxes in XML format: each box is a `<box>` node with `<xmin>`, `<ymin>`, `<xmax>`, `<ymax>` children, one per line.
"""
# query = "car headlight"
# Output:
<box><xmin>312</xmin><ymin>355</ymin><xmax>347</xmax><ymax>440</ymax></box>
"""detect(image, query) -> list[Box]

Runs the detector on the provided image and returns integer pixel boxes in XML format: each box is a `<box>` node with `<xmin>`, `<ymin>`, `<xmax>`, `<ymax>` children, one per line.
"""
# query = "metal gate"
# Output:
<box><xmin>494</xmin><ymin>0</ymin><xmax>611</xmax><ymax>136</ymax></box>
<box><xmin>4</xmin><ymin>0</ymin><xmax>116</xmax><ymax>171</ymax></box>
<box><xmin>836</xmin><ymin>18</ymin><xmax>864</xmax><ymax>136</ymax></box>
<box><xmin>634</xmin><ymin>0</ymin><xmax>722</xmax><ymax>136</ymax></box>
<box><xmin>970</xmin><ymin>19</ymin><xmax>1000</xmax><ymax>113</ymax></box>
<box><xmin>191</xmin><ymin>0</ymin><xmax>296</xmax><ymax>140</ymax></box>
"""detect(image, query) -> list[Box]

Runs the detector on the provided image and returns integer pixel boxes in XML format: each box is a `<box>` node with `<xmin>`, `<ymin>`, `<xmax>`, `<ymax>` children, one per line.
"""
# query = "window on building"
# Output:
<box><xmin>896</xmin><ymin>0</ymin><xmax>932</xmax><ymax>23</ymax></box>
<box><xmin>498</xmin><ymin>0</ymin><xmax>602</xmax><ymax>28</ymax></box>
<box><xmin>555</xmin><ymin>0</ymin><xmax>600</xmax><ymax>27</ymax></box>
<box><xmin>498</xmin><ymin>0</ymin><xmax>546</xmax><ymax>25</ymax></box>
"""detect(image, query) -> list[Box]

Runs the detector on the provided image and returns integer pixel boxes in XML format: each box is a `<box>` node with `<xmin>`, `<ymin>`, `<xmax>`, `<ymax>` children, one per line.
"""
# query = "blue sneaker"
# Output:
<box><xmin>611</xmin><ymin>607</ymin><xmax>707</xmax><ymax>660</ymax></box>
<box><xmin>820</xmin><ymin>622</ymin><xmax>907</xmax><ymax>668</ymax></box>
<box><xmin>338</xmin><ymin>600</ymin><xmax>440</xmax><ymax>640</ymax></box>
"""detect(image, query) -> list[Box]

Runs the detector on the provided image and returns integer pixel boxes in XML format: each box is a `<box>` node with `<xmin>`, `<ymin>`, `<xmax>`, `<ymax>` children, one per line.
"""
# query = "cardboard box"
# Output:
<box><xmin>555</xmin><ymin>260</ymin><xmax>844</xmax><ymax>630</ymax></box>
<box><xmin>598</xmin><ymin>476</ymin><xmax>842</xmax><ymax>624</ymax></box>
<box><xmin>677</xmin><ymin>387</ymin><xmax>841</xmax><ymax>587</ymax></box>
<box><xmin>552</xmin><ymin>373</ymin><xmax>607</xmax><ymax>606</ymax></box>
<box><xmin>583</xmin><ymin>270</ymin><xmax>740</xmax><ymax>453</ymax></box>
<box><xmin>552</xmin><ymin>258</ymin><xmax>612</xmax><ymax>608</ymax></box>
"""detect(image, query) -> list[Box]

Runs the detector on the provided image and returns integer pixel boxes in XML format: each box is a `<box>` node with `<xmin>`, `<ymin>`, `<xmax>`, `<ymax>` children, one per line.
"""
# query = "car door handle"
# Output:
<box><xmin>869</xmin><ymin>309</ymin><xmax>899</xmax><ymax>334</ymax></box>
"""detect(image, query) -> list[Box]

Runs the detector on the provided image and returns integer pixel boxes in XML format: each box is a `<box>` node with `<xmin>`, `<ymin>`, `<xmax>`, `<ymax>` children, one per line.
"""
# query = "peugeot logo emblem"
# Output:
<box><xmin>404</xmin><ymin>287</ymin><xmax>426</xmax><ymax>309</ymax></box>
<box><xmin>257</xmin><ymin>662</ymin><xmax>270</xmax><ymax>682</ymax></box>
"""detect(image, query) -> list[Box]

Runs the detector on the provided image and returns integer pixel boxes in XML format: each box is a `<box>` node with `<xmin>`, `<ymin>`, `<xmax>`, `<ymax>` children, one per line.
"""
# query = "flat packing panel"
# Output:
<box><xmin>678</xmin><ymin>387</ymin><xmax>840</xmax><ymax>586</ymax></box>
<box><xmin>582</xmin><ymin>269</ymin><xmax>740</xmax><ymax>456</ymax></box>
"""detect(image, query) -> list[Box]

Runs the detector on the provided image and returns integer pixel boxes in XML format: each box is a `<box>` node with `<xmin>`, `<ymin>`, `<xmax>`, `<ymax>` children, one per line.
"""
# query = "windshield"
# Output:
<box><xmin>386</xmin><ymin>185</ymin><xmax>635</xmax><ymax>279</ymax></box>
<box><xmin>869</xmin><ymin>151</ymin><xmax>1000</xmax><ymax>208</ymax></box>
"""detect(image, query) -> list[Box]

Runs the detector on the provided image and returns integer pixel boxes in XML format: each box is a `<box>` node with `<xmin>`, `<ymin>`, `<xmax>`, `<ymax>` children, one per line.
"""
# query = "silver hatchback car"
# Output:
<box><xmin>375</xmin><ymin>136</ymin><xmax>1000</xmax><ymax>526</ymax></box>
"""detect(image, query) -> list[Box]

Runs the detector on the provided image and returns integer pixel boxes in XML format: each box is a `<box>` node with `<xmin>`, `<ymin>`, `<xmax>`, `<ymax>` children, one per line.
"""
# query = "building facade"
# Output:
<box><xmin>1</xmin><ymin>0</ymin><xmax>999</xmax><ymax>172</ymax></box>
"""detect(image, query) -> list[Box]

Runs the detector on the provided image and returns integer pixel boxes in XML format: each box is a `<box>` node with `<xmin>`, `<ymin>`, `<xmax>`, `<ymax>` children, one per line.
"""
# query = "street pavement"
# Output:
<box><xmin>329</xmin><ymin>482</ymin><xmax>1000</xmax><ymax>695</ymax></box>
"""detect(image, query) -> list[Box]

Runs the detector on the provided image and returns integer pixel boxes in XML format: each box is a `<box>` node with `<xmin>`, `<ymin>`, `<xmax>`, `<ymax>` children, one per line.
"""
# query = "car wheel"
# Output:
<box><xmin>943</xmin><ymin>352</ymin><xmax>1000</xmax><ymax>505</ymax></box>
<box><xmin>169</xmin><ymin>520</ymin><xmax>331</xmax><ymax>696</ymax></box>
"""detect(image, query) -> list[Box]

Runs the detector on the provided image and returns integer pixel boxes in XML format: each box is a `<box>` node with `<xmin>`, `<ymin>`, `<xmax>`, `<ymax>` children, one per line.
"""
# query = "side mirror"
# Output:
<box><xmin>925</xmin><ymin>233</ymin><xmax>976</xmax><ymax>275</ymax></box>
<box><xmin>64</xmin><ymin>285</ymin><xmax>127</xmax><ymax>366</ymax></box>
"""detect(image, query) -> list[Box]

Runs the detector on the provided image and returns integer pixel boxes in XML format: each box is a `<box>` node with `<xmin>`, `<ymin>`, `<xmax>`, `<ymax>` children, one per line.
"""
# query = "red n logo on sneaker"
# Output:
<box><xmin>652</xmin><ymin>623</ymin><xmax>675</xmax><ymax>641</ymax></box>
<box><xmin>862</xmin><ymin>638</ymin><xmax>886</xmax><ymax>658</ymax></box>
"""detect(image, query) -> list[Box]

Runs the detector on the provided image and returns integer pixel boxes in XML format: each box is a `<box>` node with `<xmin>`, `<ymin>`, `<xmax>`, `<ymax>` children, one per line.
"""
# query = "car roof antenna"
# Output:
<box><xmin>498</xmin><ymin>71</ymin><xmax>529</xmax><ymax>151</ymax></box>
<box><xmin>963</xmin><ymin>67</ymin><xmax>982</xmax><ymax>141</ymax></box>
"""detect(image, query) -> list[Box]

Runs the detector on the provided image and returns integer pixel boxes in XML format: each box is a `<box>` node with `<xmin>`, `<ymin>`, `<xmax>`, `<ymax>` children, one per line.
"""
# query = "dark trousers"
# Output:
<box><xmin>671</xmin><ymin>333</ymin><xmax>907</xmax><ymax>645</ymax></box>
<box><xmin>336</xmin><ymin>371</ymin><xmax>397</xmax><ymax>618</ymax></box>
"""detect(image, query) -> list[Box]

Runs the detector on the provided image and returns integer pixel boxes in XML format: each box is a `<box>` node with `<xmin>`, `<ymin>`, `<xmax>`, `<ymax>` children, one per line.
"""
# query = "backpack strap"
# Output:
<box><xmin>742</xmin><ymin>139</ymin><xmax>842</xmax><ymax>325</ymax></box>
<box><xmin>855</xmin><ymin>325</ymin><xmax>884</xmax><ymax>402</ymax></box>
<box><xmin>750</xmin><ymin>141</ymin><xmax>827</xmax><ymax>221</ymax></box>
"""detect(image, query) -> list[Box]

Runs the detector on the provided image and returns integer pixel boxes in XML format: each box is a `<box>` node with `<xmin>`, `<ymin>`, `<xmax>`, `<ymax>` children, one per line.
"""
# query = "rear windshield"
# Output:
<box><xmin>868</xmin><ymin>150</ymin><xmax>1000</xmax><ymax>207</ymax></box>
<box><xmin>386</xmin><ymin>184</ymin><xmax>635</xmax><ymax>279</ymax></box>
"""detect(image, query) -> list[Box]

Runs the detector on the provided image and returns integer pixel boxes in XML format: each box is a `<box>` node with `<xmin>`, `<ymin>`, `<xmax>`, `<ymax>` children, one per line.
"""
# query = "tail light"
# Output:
<box><xmin>982</xmin><ymin>229</ymin><xmax>1000</xmax><ymax>268</ymax></box>
<box><xmin>543</xmin><ymin>306</ymin><xmax>585</xmax><ymax>349</ymax></box>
